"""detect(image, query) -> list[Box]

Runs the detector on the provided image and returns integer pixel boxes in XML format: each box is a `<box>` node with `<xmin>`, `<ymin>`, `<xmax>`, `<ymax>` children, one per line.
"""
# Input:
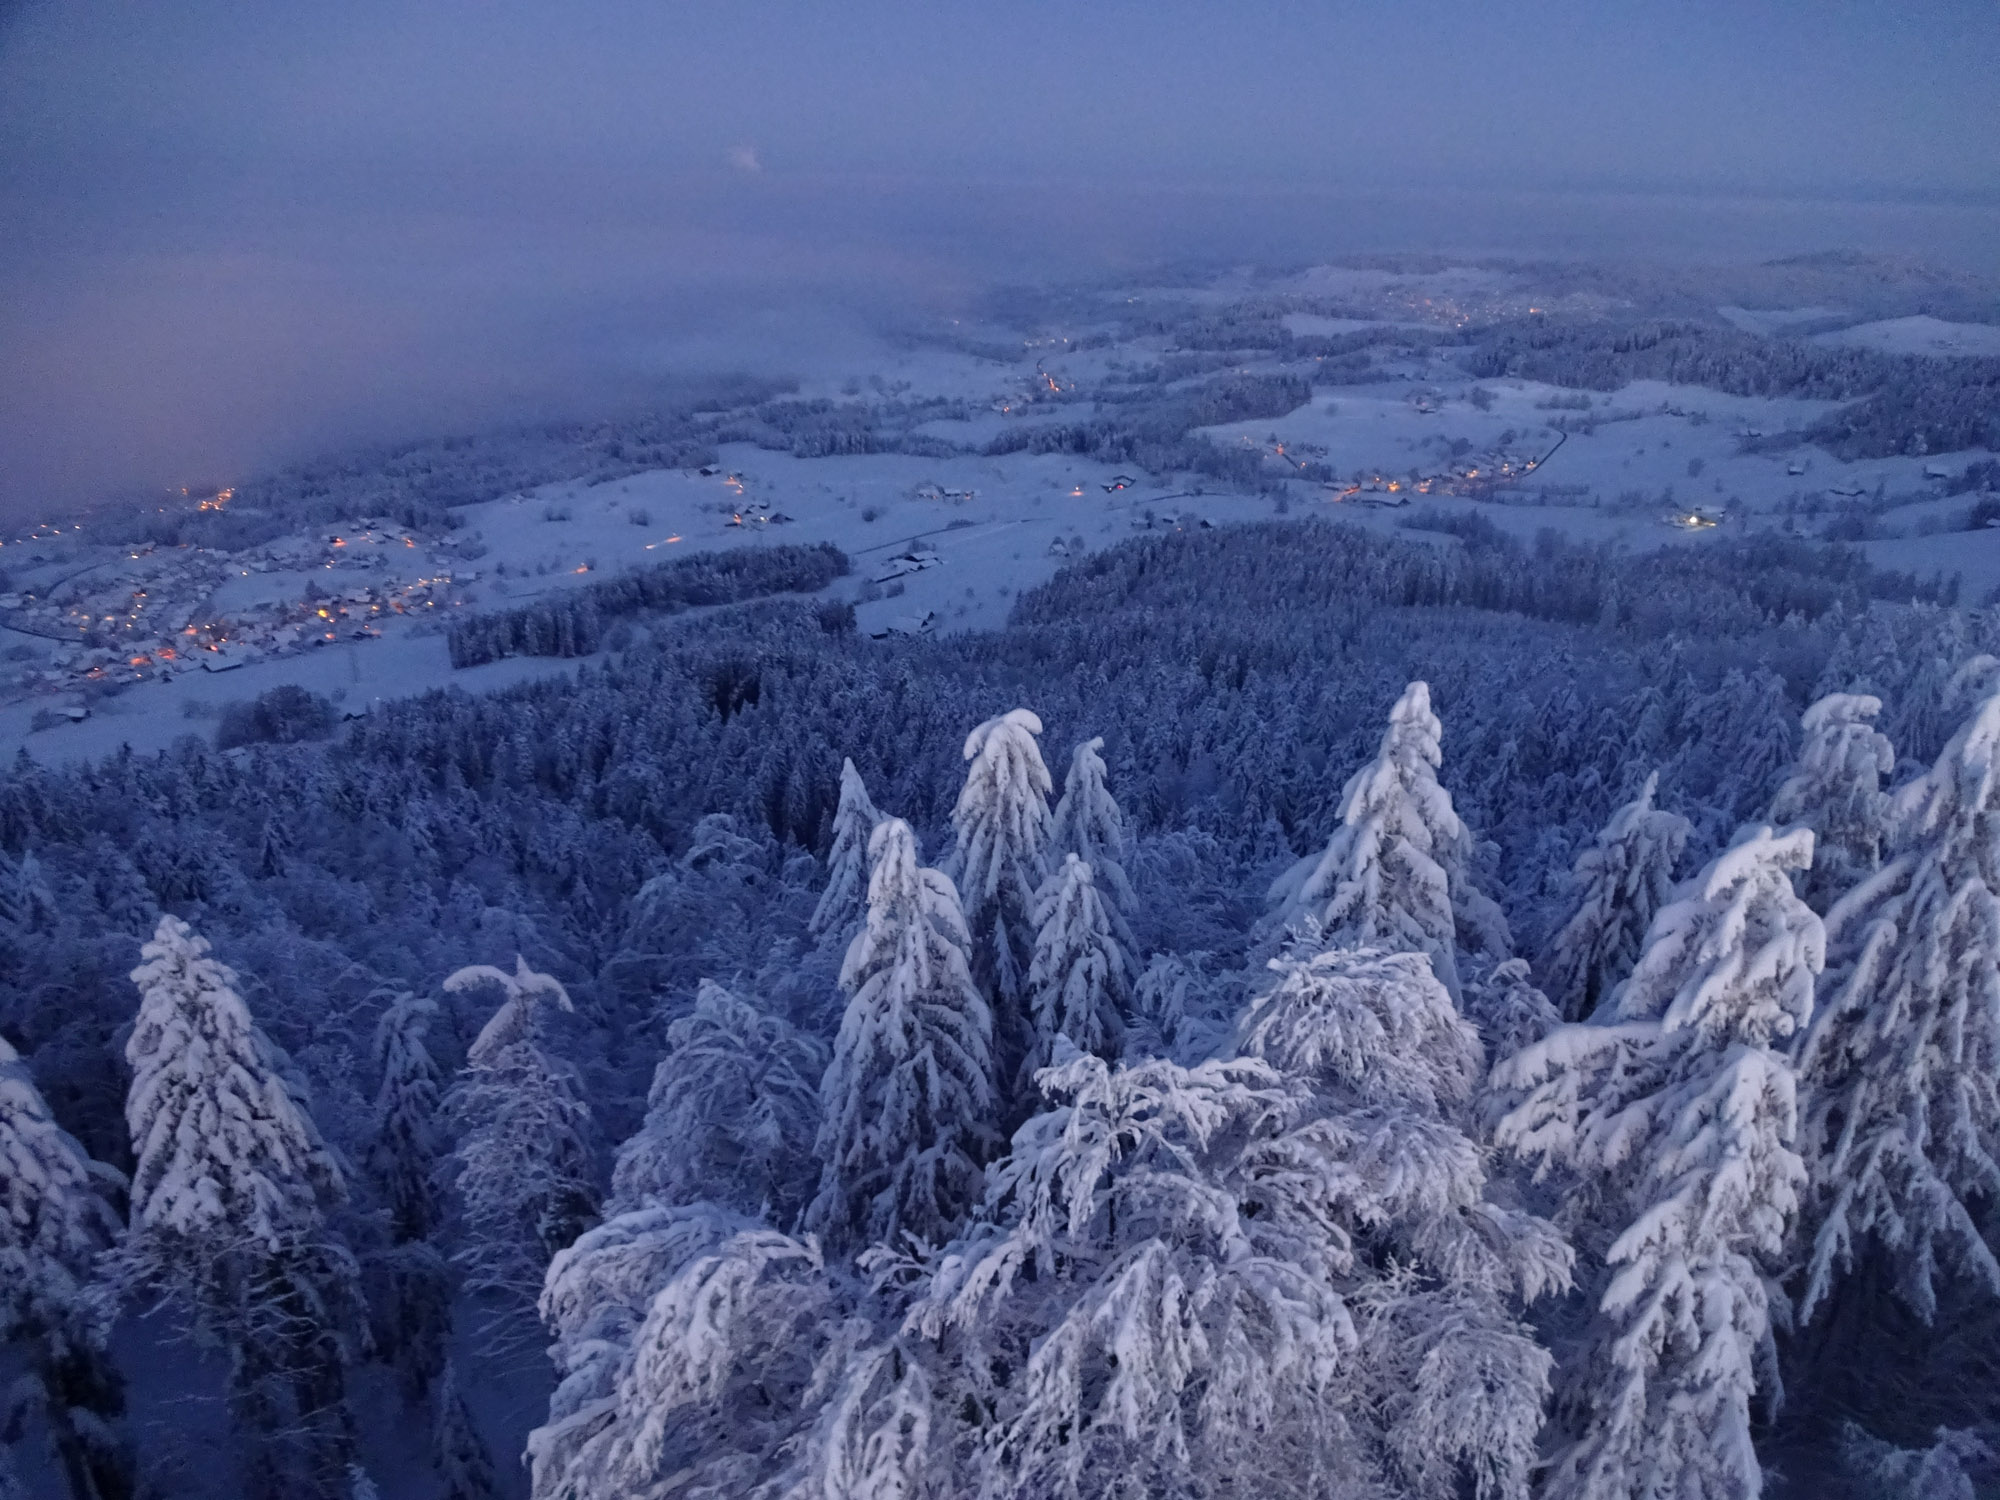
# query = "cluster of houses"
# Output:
<box><xmin>989</xmin><ymin>363</ymin><xmax>1074</xmax><ymax>416</ymax></box>
<box><xmin>4</xmin><ymin>519</ymin><xmax>466</xmax><ymax>698</ymax></box>
<box><xmin>866</xmin><ymin>609</ymin><xmax>937</xmax><ymax>639</ymax></box>
<box><xmin>1126</xmin><ymin>511</ymin><xmax>1214</xmax><ymax>534</ymax></box>
<box><xmin>18</xmin><ymin>572</ymin><xmax>463</xmax><ymax>692</ymax></box>
<box><xmin>1322</xmin><ymin>444</ymin><xmax>1551</xmax><ymax>506</ymax></box>
<box><xmin>724</xmin><ymin>500</ymin><xmax>796</xmax><ymax>526</ymax></box>
<box><xmin>870</xmin><ymin>545</ymin><xmax>944</xmax><ymax>584</ymax></box>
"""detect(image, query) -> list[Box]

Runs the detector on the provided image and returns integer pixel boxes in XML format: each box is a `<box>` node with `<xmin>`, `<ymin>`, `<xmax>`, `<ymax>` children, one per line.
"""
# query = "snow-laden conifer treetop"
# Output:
<box><xmin>126</xmin><ymin>914</ymin><xmax>347</xmax><ymax>1249</ymax></box>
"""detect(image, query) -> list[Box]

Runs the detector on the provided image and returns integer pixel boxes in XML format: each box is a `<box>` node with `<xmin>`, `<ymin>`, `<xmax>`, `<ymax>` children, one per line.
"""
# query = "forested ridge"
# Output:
<box><xmin>3</xmin><ymin>517</ymin><xmax>1999</xmax><ymax>1498</ymax></box>
<box><xmin>1466</xmin><ymin>315</ymin><xmax>2000</xmax><ymax>460</ymax></box>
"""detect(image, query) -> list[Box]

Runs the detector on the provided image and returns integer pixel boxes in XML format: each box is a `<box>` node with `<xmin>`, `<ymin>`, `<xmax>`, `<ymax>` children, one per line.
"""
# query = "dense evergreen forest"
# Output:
<box><xmin>4</xmin><ymin>514</ymin><xmax>2000</xmax><ymax>1499</ymax></box>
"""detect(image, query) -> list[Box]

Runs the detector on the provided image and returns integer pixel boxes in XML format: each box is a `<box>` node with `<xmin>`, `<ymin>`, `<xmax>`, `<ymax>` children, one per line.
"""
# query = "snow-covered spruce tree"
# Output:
<box><xmin>1767</xmin><ymin>692</ymin><xmax>1895</xmax><ymax>912</ymax></box>
<box><xmin>1536</xmin><ymin>769</ymin><xmax>1691</xmax><ymax>1022</ymax></box>
<box><xmin>0</xmin><ymin>848</ymin><xmax>57</xmax><ymax>970</ymax></box>
<box><xmin>369</xmin><ymin>989</ymin><xmax>442</xmax><ymax>1243</ymax></box>
<box><xmin>433</xmin><ymin>1358</ymin><xmax>498</xmax><ymax>1500</ymax></box>
<box><xmin>529</xmin><ymin>1207</ymin><xmax>854</xmax><ymax>1499</ymax></box>
<box><xmin>1841</xmin><ymin>1423</ymin><xmax>1992</xmax><ymax>1500</ymax></box>
<box><xmin>0</xmin><ymin>1034</ymin><xmax>131</xmax><ymax>1500</ymax></box>
<box><xmin>530</xmin><ymin>1201</ymin><xmax>758</xmax><ymax>1496</ymax></box>
<box><xmin>443</xmin><ymin>957</ymin><xmax>596</xmax><ymax>1324</ymax></box>
<box><xmin>610</xmin><ymin>977</ymin><xmax>827</xmax><ymax>1225</ymax></box>
<box><xmin>945</xmin><ymin>708</ymin><xmax>1053</xmax><ymax>1085</ymax></box>
<box><xmin>120</xmin><ymin>915</ymin><xmax>361</xmax><ymax>1498</ymax></box>
<box><xmin>1023</xmin><ymin>853</ymin><xmax>1130</xmax><ymax>1082</ymax></box>
<box><xmin>809</xmin><ymin>757</ymin><xmax>883</xmax><ymax>944</ymax></box>
<box><xmin>530</xmin><ymin>987</ymin><xmax>833</xmax><ymax>1498</ymax></box>
<box><xmin>1124</xmin><ymin>950</ymin><xmax>1237</xmax><ymax>1063</ymax></box>
<box><xmin>1721</xmin><ymin>668</ymin><xmax>1800</xmax><ymax>822</ymax></box>
<box><xmin>363</xmin><ymin>989</ymin><xmax>452</xmax><ymax>1401</ymax></box>
<box><xmin>1793</xmin><ymin>691</ymin><xmax>2000</xmax><ymax>1324</ymax></box>
<box><xmin>907</xmin><ymin>1015</ymin><xmax>1565</xmax><ymax>1500</ymax></box>
<box><xmin>1495</xmin><ymin>825</ymin><xmax>1824</xmax><ymax>1500</ymax></box>
<box><xmin>1463</xmin><ymin>957</ymin><xmax>1561</xmax><ymax>1067</ymax></box>
<box><xmin>1234</xmin><ymin>947</ymin><xmax>1571</xmax><ymax>1492</ymax></box>
<box><xmin>1046</xmin><ymin>736</ymin><xmax>1136</xmax><ymax>946</ymax></box>
<box><xmin>1265</xmin><ymin>680</ymin><xmax>1509</xmax><ymax>1000</ymax></box>
<box><xmin>765</xmin><ymin>1331</ymin><xmax>941</xmax><ymax>1500</ymax></box>
<box><xmin>807</xmin><ymin>818</ymin><xmax>996</xmax><ymax>1253</ymax></box>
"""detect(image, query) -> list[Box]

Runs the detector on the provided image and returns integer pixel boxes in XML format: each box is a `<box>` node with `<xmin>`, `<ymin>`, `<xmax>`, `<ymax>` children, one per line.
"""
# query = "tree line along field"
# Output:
<box><xmin>3</xmin><ymin>511</ymin><xmax>2000</xmax><ymax>1498</ymax></box>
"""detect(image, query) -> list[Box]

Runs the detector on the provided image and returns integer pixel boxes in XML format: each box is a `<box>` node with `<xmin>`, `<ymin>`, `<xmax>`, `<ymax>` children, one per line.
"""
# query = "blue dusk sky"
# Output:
<box><xmin>2</xmin><ymin>0</ymin><xmax>1996</xmax><ymax>513</ymax></box>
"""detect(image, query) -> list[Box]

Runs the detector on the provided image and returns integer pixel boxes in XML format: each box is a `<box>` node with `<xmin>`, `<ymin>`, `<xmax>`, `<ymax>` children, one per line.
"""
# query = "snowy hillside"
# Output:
<box><xmin>1814</xmin><ymin>313</ymin><xmax>2000</xmax><ymax>357</ymax></box>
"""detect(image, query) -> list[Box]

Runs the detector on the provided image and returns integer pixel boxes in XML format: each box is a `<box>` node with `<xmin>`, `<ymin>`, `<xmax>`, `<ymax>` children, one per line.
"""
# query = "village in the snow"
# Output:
<box><xmin>6</xmin><ymin>259</ymin><xmax>1995</xmax><ymax>759</ymax></box>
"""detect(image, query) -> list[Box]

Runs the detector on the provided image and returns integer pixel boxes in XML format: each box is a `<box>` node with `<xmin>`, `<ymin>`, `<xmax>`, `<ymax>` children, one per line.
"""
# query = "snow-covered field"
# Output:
<box><xmin>1814</xmin><ymin>314</ymin><xmax>2000</xmax><ymax>357</ymax></box>
<box><xmin>1717</xmin><ymin>305</ymin><xmax>1844</xmax><ymax>335</ymax></box>
<box><xmin>8</xmin><ymin>257</ymin><xmax>1998</xmax><ymax>767</ymax></box>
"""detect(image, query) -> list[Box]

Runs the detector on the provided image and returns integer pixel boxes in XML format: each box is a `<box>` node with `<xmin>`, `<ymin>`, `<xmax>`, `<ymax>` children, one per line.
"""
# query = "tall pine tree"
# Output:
<box><xmin>946</xmin><ymin>709</ymin><xmax>1053</xmax><ymax>1083</ymax></box>
<box><xmin>0</xmin><ymin>1035</ymin><xmax>131</xmax><ymax>1500</ymax></box>
<box><xmin>809</xmin><ymin>758</ymin><xmax>883</xmax><ymax>944</ymax></box>
<box><xmin>364</xmin><ymin>989</ymin><xmax>451</xmax><ymax>1402</ymax></box>
<box><xmin>1794</xmin><ymin>691</ymin><xmax>2000</xmax><ymax>1323</ymax></box>
<box><xmin>444</xmin><ymin>958</ymin><xmax>597</xmax><ymax>1325</ymax></box>
<box><xmin>1047</xmin><ymin>736</ymin><xmax>1136</xmax><ymax>947</ymax></box>
<box><xmin>1537</xmin><ymin>771</ymin><xmax>1691</xmax><ymax>1021</ymax></box>
<box><xmin>1496</xmin><ymin>826</ymin><xmax>1824</xmax><ymax>1500</ymax></box>
<box><xmin>1024</xmin><ymin>853</ymin><xmax>1129</xmax><ymax>1080</ymax></box>
<box><xmin>120</xmin><ymin>915</ymin><xmax>361</xmax><ymax>1499</ymax></box>
<box><xmin>1266</xmin><ymin>681</ymin><xmax>1507</xmax><ymax>998</ymax></box>
<box><xmin>807</xmin><ymin>818</ymin><xmax>995</xmax><ymax>1252</ymax></box>
<box><xmin>1768</xmin><ymin>692</ymin><xmax>1895</xmax><ymax>914</ymax></box>
<box><xmin>610</xmin><ymin>978</ymin><xmax>827</xmax><ymax>1225</ymax></box>
<box><xmin>368</xmin><ymin>989</ymin><xmax>442</xmax><ymax>1243</ymax></box>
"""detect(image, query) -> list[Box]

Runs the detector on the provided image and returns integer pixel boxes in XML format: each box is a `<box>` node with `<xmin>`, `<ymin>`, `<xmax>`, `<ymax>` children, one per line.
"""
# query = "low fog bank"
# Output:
<box><xmin>6</xmin><ymin>172</ymin><xmax>2000</xmax><ymax>523</ymax></box>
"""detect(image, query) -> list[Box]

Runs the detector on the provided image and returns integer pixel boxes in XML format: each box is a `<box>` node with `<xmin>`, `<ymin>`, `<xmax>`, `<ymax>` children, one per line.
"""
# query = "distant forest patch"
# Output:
<box><xmin>446</xmin><ymin>541</ymin><xmax>849</xmax><ymax>667</ymax></box>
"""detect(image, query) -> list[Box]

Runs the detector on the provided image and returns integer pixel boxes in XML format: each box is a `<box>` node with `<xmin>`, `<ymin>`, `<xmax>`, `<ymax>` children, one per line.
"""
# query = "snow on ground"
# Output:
<box><xmin>0</xmin><ymin>629</ymin><xmax>586</xmax><ymax>768</ymax></box>
<box><xmin>14</xmin><ymin>375</ymin><xmax>1990</xmax><ymax>769</ymax></box>
<box><xmin>1813</xmin><ymin>314</ymin><xmax>2000</xmax><ymax>358</ymax></box>
<box><xmin>12</xmin><ymin>263</ymin><xmax>2000</xmax><ymax>770</ymax></box>
<box><xmin>1198</xmin><ymin>373</ymin><xmax>1991</xmax><ymax>518</ymax></box>
<box><xmin>521</xmin><ymin>444</ymin><xmax>1275</xmax><ymax>641</ymax></box>
<box><xmin>0</xmin><ymin>445</ymin><xmax>1276</xmax><ymax>767</ymax></box>
<box><xmin>1717</xmin><ymin>305</ymin><xmax>1845</xmax><ymax>335</ymax></box>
